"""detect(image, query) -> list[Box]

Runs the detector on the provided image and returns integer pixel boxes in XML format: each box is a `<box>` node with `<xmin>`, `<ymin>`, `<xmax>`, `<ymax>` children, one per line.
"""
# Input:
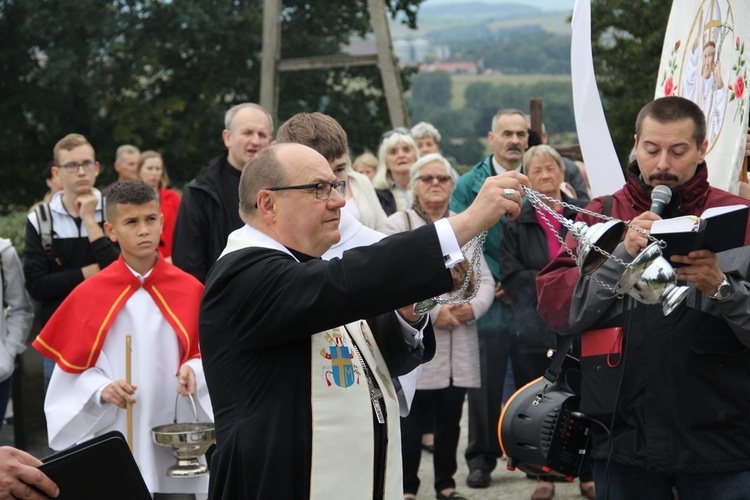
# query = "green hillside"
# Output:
<box><xmin>451</xmin><ymin>73</ymin><xmax>572</xmax><ymax>109</ymax></box>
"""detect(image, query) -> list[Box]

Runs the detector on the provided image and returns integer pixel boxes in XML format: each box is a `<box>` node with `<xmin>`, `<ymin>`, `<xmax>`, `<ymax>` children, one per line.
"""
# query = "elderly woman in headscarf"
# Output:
<box><xmin>380</xmin><ymin>153</ymin><xmax>494</xmax><ymax>500</ymax></box>
<box><xmin>499</xmin><ymin>145</ymin><xmax>594</xmax><ymax>500</ymax></box>
<box><xmin>372</xmin><ymin>129</ymin><xmax>420</xmax><ymax>216</ymax></box>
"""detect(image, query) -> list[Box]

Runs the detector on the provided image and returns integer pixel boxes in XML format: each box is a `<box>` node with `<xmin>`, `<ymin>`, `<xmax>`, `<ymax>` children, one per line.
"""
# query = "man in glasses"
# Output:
<box><xmin>199</xmin><ymin>142</ymin><xmax>528</xmax><ymax>499</ymax></box>
<box><xmin>277</xmin><ymin>112</ymin><xmax>420</xmax><ymax>416</ymax></box>
<box><xmin>173</xmin><ymin>102</ymin><xmax>274</xmax><ymax>282</ymax></box>
<box><xmin>275</xmin><ymin>112</ymin><xmax>386</xmax><ymax>256</ymax></box>
<box><xmin>23</xmin><ymin>133</ymin><xmax>119</xmax><ymax>387</ymax></box>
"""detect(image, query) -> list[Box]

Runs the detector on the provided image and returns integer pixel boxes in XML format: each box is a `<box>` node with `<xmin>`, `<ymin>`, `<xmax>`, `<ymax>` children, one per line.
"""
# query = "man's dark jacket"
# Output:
<box><xmin>173</xmin><ymin>151</ymin><xmax>237</xmax><ymax>282</ymax></box>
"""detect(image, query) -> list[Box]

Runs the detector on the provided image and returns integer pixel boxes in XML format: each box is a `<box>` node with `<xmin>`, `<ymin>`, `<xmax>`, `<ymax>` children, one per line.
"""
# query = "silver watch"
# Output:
<box><xmin>709</xmin><ymin>275</ymin><xmax>732</xmax><ymax>301</ymax></box>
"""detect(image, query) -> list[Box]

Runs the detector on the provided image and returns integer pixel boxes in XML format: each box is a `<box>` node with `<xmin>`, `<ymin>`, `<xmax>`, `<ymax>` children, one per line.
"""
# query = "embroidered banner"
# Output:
<box><xmin>656</xmin><ymin>0</ymin><xmax>750</xmax><ymax>193</ymax></box>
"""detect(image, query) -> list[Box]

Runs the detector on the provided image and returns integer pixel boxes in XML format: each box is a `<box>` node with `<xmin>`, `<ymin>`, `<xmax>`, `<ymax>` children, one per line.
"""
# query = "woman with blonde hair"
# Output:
<box><xmin>137</xmin><ymin>151</ymin><xmax>181</xmax><ymax>261</ymax></box>
<box><xmin>345</xmin><ymin>157</ymin><xmax>387</xmax><ymax>230</ymax></box>
<box><xmin>372</xmin><ymin>130</ymin><xmax>419</xmax><ymax>215</ymax></box>
<box><xmin>352</xmin><ymin>151</ymin><xmax>378</xmax><ymax>181</ymax></box>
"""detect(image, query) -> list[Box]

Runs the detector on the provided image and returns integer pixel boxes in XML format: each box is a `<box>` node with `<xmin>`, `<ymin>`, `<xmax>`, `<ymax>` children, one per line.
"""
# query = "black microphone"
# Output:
<box><xmin>650</xmin><ymin>185</ymin><xmax>672</xmax><ymax>216</ymax></box>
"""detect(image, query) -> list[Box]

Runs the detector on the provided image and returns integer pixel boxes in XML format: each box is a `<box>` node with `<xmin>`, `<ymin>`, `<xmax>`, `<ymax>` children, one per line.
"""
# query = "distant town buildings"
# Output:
<box><xmin>393</xmin><ymin>37</ymin><xmax>451</xmax><ymax>65</ymax></box>
<box><xmin>418</xmin><ymin>61</ymin><xmax>478</xmax><ymax>74</ymax></box>
<box><xmin>343</xmin><ymin>36</ymin><xmax>454</xmax><ymax>68</ymax></box>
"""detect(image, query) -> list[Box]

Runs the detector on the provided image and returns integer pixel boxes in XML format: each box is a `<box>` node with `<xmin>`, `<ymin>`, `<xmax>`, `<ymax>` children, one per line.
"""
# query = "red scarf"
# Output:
<box><xmin>33</xmin><ymin>256</ymin><xmax>203</xmax><ymax>374</ymax></box>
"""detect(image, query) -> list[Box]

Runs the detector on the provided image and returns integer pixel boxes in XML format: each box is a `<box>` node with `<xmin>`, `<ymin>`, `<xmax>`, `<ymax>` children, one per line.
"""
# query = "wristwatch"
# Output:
<box><xmin>709</xmin><ymin>274</ymin><xmax>732</xmax><ymax>301</ymax></box>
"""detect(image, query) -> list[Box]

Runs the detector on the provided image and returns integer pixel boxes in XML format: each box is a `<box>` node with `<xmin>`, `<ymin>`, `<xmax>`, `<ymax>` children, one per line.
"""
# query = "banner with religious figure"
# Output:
<box><xmin>655</xmin><ymin>0</ymin><xmax>750</xmax><ymax>193</ymax></box>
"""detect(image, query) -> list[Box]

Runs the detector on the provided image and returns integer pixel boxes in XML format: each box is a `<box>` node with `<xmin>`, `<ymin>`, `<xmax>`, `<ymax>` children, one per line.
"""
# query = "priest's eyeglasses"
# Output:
<box><xmin>267</xmin><ymin>180</ymin><xmax>347</xmax><ymax>201</ymax></box>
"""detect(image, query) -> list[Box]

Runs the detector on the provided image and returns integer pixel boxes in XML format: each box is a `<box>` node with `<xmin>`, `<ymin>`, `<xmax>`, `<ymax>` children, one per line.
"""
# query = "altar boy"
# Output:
<box><xmin>34</xmin><ymin>180</ymin><xmax>212</xmax><ymax>498</ymax></box>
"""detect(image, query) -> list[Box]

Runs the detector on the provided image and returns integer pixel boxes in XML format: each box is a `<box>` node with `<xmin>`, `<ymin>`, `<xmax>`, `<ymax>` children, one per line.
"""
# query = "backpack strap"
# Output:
<box><xmin>33</xmin><ymin>203</ymin><xmax>53</xmax><ymax>256</ymax></box>
<box><xmin>602</xmin><ymin>195</ymin><xmax>613</xmax><ymax>217</ymax></box>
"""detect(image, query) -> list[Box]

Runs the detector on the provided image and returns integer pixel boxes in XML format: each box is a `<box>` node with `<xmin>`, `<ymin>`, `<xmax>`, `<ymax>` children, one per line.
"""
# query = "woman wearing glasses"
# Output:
<box><xmin>380</xmin><ymin>153</ymin><xmax>494</xmax><ymax>500</ymax></box>
<box><xmin>372</xmin><ymin>130</ymin><xmax>420</xmax><ymax>216</ymax></box>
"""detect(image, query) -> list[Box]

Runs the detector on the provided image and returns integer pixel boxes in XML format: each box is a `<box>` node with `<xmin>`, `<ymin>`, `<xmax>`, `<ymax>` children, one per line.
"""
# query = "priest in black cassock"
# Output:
<box><xmin>199</xmin><ymin>143</ymin><xmax>528</xmax><ymax>499</ymax></box>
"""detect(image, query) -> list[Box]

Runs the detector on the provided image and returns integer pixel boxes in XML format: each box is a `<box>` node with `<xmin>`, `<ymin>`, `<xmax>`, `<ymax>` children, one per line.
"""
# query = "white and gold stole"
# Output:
<box><xmin>310</xmin><ymin>322</ymin><xmax>402</xmax><ymax>499</ymax></box>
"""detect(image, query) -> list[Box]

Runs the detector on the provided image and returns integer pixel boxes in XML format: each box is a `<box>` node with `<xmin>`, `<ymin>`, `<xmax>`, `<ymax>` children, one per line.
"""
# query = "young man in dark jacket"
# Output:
<box><xmin>24</xmin><ymin>134</ymin><xmax>119</xmax><ymax>386</ymax></box>
<box><xmin>537</xmin><ymin>96</ymin><xmax>750</xmax><ymax>499</ymax></box>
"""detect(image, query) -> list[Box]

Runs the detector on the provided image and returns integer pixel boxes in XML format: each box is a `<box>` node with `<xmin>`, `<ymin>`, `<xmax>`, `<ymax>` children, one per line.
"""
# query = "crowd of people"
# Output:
<box><xmin>0</xmin><ymin>95</ymin><xmax>749</xmax><ymax>500</ymax></box>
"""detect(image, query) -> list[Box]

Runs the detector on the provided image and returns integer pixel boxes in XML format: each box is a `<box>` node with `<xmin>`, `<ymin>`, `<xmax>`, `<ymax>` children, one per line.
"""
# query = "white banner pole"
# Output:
<box><xmin>571</xmin><ymin>0</ymin><xmax>626</xmax><ymax>196</ymax></box>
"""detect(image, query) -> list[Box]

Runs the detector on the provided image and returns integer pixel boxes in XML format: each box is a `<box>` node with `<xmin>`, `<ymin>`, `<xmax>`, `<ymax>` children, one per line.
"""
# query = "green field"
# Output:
<box><xmin>450</xmin><ymin>73</ymin><xmax>572</xmax><ymax>108</ymax></box>
<box><xmin>397</xmin><ymin>9</ymin><xmax>572</xmax><ymax>37</ymax></box>
<box><xmin>487</xmin><ymin>11</ymin><xmax>572</xmax><ymax>35</ymax></box>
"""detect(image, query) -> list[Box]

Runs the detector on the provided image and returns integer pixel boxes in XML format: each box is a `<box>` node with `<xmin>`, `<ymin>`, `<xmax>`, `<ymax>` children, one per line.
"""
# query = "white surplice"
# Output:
<box><xmin>44</xmin><ymin>267</ymin><xmax>213</xmax><ymax>496</ymax></box>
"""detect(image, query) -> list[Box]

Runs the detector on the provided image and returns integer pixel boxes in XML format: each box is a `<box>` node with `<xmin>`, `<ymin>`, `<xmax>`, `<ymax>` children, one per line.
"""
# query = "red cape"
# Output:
<box><xmin>33</xmin><ymin>256</ymin><xmax>203</xmax><ymax>374</ymax></box>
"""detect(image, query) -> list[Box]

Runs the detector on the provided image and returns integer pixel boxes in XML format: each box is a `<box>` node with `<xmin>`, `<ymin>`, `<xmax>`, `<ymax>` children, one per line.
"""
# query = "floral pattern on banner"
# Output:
<box><xmin>729</xmin><ymin>35</ymin><xmax>747</xmax><ymax>124</ymax></box>
<box><xmin>660</xmin><ymin>40</ymin><xmax>681</xmax><ymax>96</ymax></box>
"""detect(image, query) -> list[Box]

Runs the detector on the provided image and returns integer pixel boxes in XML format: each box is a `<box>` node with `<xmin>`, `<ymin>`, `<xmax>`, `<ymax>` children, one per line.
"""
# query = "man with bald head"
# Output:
<box><xmin>173</xmin><ymin>103</ymin><xmax>274</xmax><ymax>282</ymax></box>
<box><xmin>199</xmin><ymin>142</ymin><xmax>528</xmax><ymax>499</ymax></box>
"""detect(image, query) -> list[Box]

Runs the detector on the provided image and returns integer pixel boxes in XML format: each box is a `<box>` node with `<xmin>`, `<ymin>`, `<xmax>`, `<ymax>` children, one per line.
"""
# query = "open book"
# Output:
<box><xmin>650</xmin><ymin>204</ymin><xmax>749</xmax><ymax>261</ymax></box>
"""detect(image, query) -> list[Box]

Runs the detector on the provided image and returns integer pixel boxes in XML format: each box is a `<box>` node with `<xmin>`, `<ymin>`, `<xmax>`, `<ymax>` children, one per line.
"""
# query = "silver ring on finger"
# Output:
<box><xmin>503</xmin><ymin>188</ymin><xmax>515</xmax><ymax>199</ymax></box>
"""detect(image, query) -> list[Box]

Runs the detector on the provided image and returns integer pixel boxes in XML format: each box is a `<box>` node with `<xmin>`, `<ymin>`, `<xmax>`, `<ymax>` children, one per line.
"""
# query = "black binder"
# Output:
<box><xmin>38</xmin><ymin>431</ymin><xmax>151</xmax><ymax>499</ymax></box>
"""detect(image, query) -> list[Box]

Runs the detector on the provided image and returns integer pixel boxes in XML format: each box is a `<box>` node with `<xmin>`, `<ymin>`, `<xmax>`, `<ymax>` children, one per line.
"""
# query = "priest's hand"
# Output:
<box><xmin>177</xmin><ymin>365</ymin><xmax>196</xmax><ymax>396</ymax></box>
<box><xmin>397</xmin><ymin>305</ymin><xmax>425</xmax><ymax>326</ymax></box>
<box><xmin>448</xmin><ymin>171</ymin><xmax>529</xmax><ymax>248</ymax></box>
<box><xmin>101</xmin><ymin>379</ymin><xmax>137</xmax><ymax>409</ymax></box>
<box><xmin>0</xmin><ymin>446</ymin><xmax>59</xmax><ymax>499</ymax></box>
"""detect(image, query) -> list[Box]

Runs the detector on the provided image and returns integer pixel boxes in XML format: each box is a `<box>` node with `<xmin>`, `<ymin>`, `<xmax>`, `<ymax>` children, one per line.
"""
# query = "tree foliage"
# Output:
<box><xmin>452</xmin><ymin>27</ymin><xmax>572</xmax><ymax>75</ymax></box>
<box><xmin>407</xmin><ymin>74</ymin><xmax>578</xmax><ymax>167</ymax></box>
<box><xmin>463</xmin><ymin>79</ymin><xmax>576</xmax><ymax>137</ymax></box>
<box><xmin>591</xmin><ymin>0</ymin><xmax>671</xmax><ymax>165</ymax></box>
<box><xmin>410</xmin><ymin>70</ymin><xmax>452</xmax><ymax>111</ymax></box>
<box><xmin>0</xmin><ymin>0</ymin><xmax>423</xmax><ymax>210</ymax></box>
